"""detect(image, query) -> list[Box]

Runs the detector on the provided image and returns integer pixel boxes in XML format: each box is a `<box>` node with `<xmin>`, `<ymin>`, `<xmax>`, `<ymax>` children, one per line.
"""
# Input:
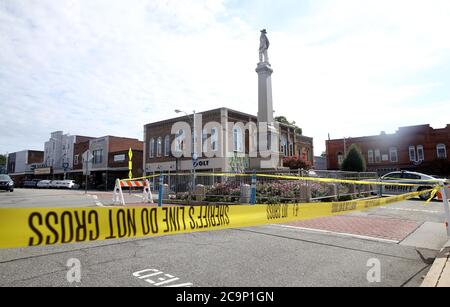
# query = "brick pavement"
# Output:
<box><xmin>284</xmin><ymin>215</ymin><xmax>421</xmax><ymax>242</ymax></box>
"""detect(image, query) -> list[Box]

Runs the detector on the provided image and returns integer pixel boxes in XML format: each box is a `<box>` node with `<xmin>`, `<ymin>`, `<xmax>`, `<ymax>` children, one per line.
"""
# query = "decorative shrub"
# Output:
<box><xmin>283</xmin><ymin>156</ymin><xmax>312</xmax><ymax>170</ymax></box>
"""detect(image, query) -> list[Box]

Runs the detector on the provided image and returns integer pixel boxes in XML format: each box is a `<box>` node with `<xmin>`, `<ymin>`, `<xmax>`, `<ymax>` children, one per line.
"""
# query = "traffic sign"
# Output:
<box><xmin>128</xmin><ymin>148</ymin><xmax>133</xmax><ymax>161</ymax></box>
<box><xmin>82</xmin><ymin>151</ymin><xmax>93</xmax><ymax>162</ymax></box>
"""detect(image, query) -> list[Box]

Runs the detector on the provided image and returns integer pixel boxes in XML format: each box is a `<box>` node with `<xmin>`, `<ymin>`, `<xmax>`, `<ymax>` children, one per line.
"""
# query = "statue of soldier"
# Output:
<box><xmin>259</xmin><ymin>29</ymin><xmax>270</xmax><ymax>63</ymax></box>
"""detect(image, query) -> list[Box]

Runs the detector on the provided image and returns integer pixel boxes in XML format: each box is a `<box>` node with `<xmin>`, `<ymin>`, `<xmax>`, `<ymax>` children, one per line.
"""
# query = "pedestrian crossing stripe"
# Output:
<box><xmin>0</xmin><ymin>189</ymin><xmax>436</xmax><ymax>249</ymax></box>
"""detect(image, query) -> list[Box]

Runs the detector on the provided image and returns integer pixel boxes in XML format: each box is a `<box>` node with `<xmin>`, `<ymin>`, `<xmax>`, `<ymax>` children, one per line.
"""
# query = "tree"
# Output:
<box><xmin>0</xmin><ymin>154</ymin><xmax>6</xmax><ymax>166</ymax></box>
<box><xmin>283</xmin><ymin>156</ymin><xmax>312</xmax><ymax>170</ymax></box>
<box><xmin>341</xmin><ymin>144</ymin><xmax>366</xmax><ymax>172</ymax></box>
<box><xmin>274</xmin><ymin>116</ymin><xmax>302</xmax><ymax>135</ymax></box>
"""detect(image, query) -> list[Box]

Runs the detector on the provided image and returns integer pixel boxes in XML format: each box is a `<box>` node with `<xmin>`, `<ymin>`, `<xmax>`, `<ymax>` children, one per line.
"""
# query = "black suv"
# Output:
<box><xmin>0</xmin><ymin>175</ymin><xmax>14</xmax><ymax>192</ymax></box>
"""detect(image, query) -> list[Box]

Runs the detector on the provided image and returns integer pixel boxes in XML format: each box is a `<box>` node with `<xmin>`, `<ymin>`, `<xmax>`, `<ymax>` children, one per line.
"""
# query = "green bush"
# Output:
<box><xmin>341</xmin><ymin>144</ymin><xmax>366</xmax><ymax>172</ymax></box>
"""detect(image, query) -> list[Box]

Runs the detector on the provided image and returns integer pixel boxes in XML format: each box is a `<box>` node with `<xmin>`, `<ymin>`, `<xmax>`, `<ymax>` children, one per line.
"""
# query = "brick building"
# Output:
<box><xmin>69</xmin><ymin>136</ymin><xmax>143</xmax><ymax>190</ymax></box>
<box><xmin>326</xmin><ymin>124</ymin><xmax>450</xmax><ymax>176</ymax></box>
<box><xmin>7</xmin><ymin>150</ymin><xmax>44</xmax><ymax>184</ymax></box>
<box><xmin>143</xmin><ymin>107</ymin><xmax>313</xmax><ymax>175</ymax></box>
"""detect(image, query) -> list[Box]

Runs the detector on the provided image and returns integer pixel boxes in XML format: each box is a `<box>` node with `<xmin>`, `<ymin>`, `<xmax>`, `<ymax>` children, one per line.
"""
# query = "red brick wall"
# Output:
<box><xmin>326</xmin><ymin>124</ymin><xmax>450</xmax><ymax>173</ymax></box>
<box><xmin>73</xmin><ymin>141</ymin><xmax>90</xmax><ymax>170</ymax></box>
<box><xmin>108</xmin><ymin>137</ymin><xmax>143</xmax><ymax>153</ymax></box>
<box><xmin>108</xmin><ymin>150</ymin><xmax>143</xmax><ymax>177</ymax></box>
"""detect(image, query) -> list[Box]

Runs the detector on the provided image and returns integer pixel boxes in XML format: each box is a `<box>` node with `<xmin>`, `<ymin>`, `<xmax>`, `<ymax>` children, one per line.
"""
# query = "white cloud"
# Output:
<box><xmin>0</xmin><ymin>0</ymin><xmax>449</xmax><ymax>158</ymax></box>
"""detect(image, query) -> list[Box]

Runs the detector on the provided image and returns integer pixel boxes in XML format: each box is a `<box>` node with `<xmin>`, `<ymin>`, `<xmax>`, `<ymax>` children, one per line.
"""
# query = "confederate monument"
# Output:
<box><xmin>255</xmin><ymin>29</ymin><xmax>279</xmax><ymax>169</ymax></box>
<box><xmin>256</xmin><ymin>28</ymin><xmax>274</xmax><ymax>124</ymax></box>
<box><xmin>259</xmin><ymin>29</ymin><xmax>270</xmax><ymax>63</ymax></box>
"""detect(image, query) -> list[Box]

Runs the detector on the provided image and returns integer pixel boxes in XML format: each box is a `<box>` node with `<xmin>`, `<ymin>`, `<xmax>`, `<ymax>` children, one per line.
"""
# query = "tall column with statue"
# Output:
<box><xmin>255</xmin><ymin>29</ymin><xmax>280</xmax><ymax>169</ymax></box>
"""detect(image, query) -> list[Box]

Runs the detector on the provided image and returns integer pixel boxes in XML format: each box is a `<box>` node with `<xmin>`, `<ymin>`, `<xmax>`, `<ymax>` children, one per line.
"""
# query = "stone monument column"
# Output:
<box><xmin>256</xmin><ymin>62</ymin><xmax>274</xmax><ymax>124</ymax></box>
<box><xmin>256</xmin><ymin>29</ymin><xmax>280</xmax><ymax>169</ymax></box>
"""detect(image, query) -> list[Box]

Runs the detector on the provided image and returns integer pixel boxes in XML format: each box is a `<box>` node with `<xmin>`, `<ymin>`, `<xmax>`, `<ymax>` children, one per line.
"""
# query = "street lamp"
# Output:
<box><xmin>175</xmin><ymin>109</ymin><xmax>197</xmax><ymax>193</ymax></box>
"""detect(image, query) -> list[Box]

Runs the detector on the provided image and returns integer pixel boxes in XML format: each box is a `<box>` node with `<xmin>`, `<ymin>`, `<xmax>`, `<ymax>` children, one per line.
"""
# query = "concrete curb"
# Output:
<box><xmin>422</xmin><ymin>239</ymin><xmax>450</xmax><ymax>287</ymax></box>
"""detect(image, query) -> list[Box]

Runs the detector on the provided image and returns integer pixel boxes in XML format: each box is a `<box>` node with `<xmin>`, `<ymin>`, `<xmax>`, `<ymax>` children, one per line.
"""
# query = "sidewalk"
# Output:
<box><xmin>422</xmin><ymin>239</ymin><xmax>450</xmax><ymax>287</ymax></box>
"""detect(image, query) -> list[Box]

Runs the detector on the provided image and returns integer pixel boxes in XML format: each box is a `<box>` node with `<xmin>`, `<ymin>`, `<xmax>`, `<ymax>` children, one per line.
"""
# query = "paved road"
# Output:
<box><xmin>0</xmin><ymin>189</ymin><xmax>97</xmax><ymax>208</ymax></box>
<box><xmin>0</xmin><ymin>188</ymin><xmax>150</xmax><ymax>208</ymax></box>
<box><xmin>0</xmin><ymin>189</ymin><xmax>448</xmax><ymax>287</ymax></box>
<box><xmin>0</xmin><ymin>225</ymin><xmax>438</xmax><ymax>287</ymax></box>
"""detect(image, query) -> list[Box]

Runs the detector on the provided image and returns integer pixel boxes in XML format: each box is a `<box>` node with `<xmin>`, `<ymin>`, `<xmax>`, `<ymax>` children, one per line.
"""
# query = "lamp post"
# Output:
<box><xmin>175</xmin><ymin>109</ymin><xmax>196</xmax><ymax>193</ymax></box>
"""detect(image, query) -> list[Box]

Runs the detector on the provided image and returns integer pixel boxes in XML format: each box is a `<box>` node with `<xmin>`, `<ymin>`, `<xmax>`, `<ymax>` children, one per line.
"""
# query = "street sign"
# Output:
<box><xmin>82</xmin><ymin>151</ymin><xmax>94</xmax><ymax>162</ymax></box>
<box><xmin>82</xmin><ymin>150</ymin><xmax>93</xmax><ymax>176</ymax></box>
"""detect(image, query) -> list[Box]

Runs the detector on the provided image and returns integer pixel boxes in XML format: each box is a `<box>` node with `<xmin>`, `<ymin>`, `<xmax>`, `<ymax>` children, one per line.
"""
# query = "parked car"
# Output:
<box><xmin>22</xmin><ymin>179</ymin><xmax>41</xmax><ymax>188</ymax></box>
<box><xmin>37</xmin><ymin>180</ymin><xmax>52</xmax><ymax>188</ymax></box>
<box><xmin>58</xmin><ymin>180</ymin><xmax>80</xmax><ymax>190</ymax></box>
<box><xmin>0</xmin><ymin>175</ymin><xmax>14</xmax><ymax>192</ymax></box>
<box><xmin>380</xmin><ymin>171</ymin><xmax>447</xmax><ymax>200</ymax></box>
<box><xmin>49</xmin><ymin>180</ymin><xmax>61</xmax><ymax>188</ymax></box>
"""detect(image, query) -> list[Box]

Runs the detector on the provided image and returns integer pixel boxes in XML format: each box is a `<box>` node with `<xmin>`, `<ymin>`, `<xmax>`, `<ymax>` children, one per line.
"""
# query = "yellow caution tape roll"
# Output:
<box><xmin>0</xmin><ymin>189</ymin><xmax>433</xmax><ymax>249</ymax></box>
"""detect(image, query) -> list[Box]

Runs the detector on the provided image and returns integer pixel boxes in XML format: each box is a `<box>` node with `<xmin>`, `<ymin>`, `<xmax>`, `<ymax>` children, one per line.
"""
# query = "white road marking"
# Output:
<box><xmin>379</xmin><ymin>206</ymin><xmax>441</xmax><ymax>214</ymax></box>
<box><xmin>133</xmin><ymin>269</ymin><xmax>193</xmax><ymax>287</ymax></box>
<box><xmin>270</xmin><ymin>224</ymin><xmax>400</xmax><ymax>244</ymax></box>
<box><xmin>87</xmin><ymin>194</ymin><xmax>104</xmax><ymax>207</ymax></box>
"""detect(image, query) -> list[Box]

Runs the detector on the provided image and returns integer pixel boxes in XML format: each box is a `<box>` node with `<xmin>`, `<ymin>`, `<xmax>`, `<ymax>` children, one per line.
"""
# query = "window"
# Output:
<box><xmin>409</xmin><ymin>146</ymin><xmax>416</xmax><ymax>162</ymax></box>
<box><xmin>211</xmin><ymin>128</ymin><xmax>218</xmax><ymax>152</ymax></box>
<box><xmin>175</xmin><ymin>130</ymin><xmax>184</xmax><ymax>153</ymax></box>
<box><xmin>289</xmin><ymin>143</ymin><xmax>294</xmax><ymax>157</ymax></box>
<box><xmin>337</xmin><ymin>152</ymin><xmax>344</xmax><ymax>165</ymax></box>
<box><xmin>437</xmin><ymin>144</ymin><xmax>447</xmax><ymax>159</ymax></box>
<box><xmin>74</xmin><ymin>155</ymin><xmax>79</xmax><ymax>166</ymax></box>
<box><xmin>114</xmin><ymin>154</ymin><xmax>125</xmax><ymax>162</ymax></box>
<box><xmin>93</xmin><ymin>149</ymin><xmax>103</xmax><ymax>164</ymax></box>
<box><xmin>417</xmin><ymin>145</ymin><xmax>424</xmax><ymax>161</ymax></box>
<box><xmin>383</xmin><ymin>172</ymin><xmax>402</xmax><ymax>179</ymax></box>
<box><xmin>233</xmin><ymin>127</ymin><xmax>243</xmax><ymax>152</ymax></box>
<box><xmin>157</xmin><ymin>137</ymin><xmax>162</xmax><ymax>157</ymax></box>
<box><xmin>389</xmin><ymin>147</ymin><xmax>398</xmax><ymax>163</ymax></box>
<box><xmin>402</xmin><ymin>173</ymin><xmax>421</xmax><ymax>180</ymax></box>
<box><xmin>280</xmin><ymin>135</ymin><xmax>287</xmax><ymax>156</ymax></box>
<box><xmin>164</xmin><ymin>136</ymin><xmax>170</xmax><ymax>157</ymax></box>
<box><xmin>149</xmin><ymin>138</ymin><xmax>155</xmax><ymax>158</ymax></box>
<box><xmin>368</xmin><ymin>150</ymin><xmax>374</xmax><ymax>164</ymax></box>
<box><xmin>375</xmin><ymin>149</ymin><xmax>381</xmax><ymax>163</ymax></box>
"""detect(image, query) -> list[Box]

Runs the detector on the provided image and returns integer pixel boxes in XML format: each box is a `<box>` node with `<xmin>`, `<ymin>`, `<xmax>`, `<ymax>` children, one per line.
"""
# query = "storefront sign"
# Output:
<box><xmin>34</xmin><ymin>168</ymin><xmax>51</xmax><ymax>175</ymax></box>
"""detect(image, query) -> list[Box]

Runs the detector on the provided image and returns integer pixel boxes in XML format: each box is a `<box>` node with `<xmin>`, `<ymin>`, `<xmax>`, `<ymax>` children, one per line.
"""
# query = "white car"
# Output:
<box><xmin>50</xmin><ymin>180</ymin><xmax>61</xmax><ymax>188</ymax></box>
<box><xmin>380</xmin><ymin>171</ymin><xmax>447</xmax><ymax>200</ymax></box>
<box><xmin>58</xmin><ymin>180</ymin><xmax>80</xmax><ymax>190</ymax></box>
<box><xmin>36</xmin><ymin>180</ymin><xmax>52</xmax><ymax>188</ymax></box>
<box><xmin>49</xmin><ymin>180</ymin><xmax>79</xmax><ymax>189</ymax></box>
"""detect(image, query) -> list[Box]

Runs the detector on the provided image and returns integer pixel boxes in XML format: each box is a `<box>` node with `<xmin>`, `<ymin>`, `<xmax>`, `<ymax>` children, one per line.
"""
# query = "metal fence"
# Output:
<box><xmin>147</xmin><ymin>170</ymin><xmax>379</xmax><ymax>204</ymax></box>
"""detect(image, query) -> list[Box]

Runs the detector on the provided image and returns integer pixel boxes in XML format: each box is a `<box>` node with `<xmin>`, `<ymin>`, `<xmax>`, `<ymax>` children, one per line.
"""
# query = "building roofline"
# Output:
<box><xmin>144</xmin><ymin>107</ymin><xmax>256</xmax><ymax>127</ymax></box>
<box><xmin>327</xmin><ymin>123</ymin><xmax>450</xmax><ymax>143</ymax></box>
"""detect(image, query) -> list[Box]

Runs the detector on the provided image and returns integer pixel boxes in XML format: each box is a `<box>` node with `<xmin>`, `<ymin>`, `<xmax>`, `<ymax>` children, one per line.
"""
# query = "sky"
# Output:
<box><xmin>1</xmin><ymin>0</ymin><xmax>450</xmax><ymax>156</ymax></box>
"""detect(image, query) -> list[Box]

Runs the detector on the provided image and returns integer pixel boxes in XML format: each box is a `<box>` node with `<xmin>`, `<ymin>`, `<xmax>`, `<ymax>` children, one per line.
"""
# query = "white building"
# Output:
<box><xmin>43</xmin><ymin>131</ymin><xmax>91</xmax><ymax>176</ymax></box>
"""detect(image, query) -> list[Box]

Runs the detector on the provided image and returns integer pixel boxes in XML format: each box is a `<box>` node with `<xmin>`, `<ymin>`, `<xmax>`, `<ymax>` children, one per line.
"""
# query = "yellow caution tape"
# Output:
<box><xmin>426</xmin><ymin>185</ymin><xmax>442</xmax><ymax>203</ymax></box>
<box><xmin>121</xmin><ymin>174</ymin><xmax>159</xmax><ymax>182</ymax></box>
<box><xmin>0</xmin><ymin>189</ymin><xmax>434</xmax><ymax>249</ymax></box>
<box><xmin>128</xmin><ymin>172</ymin><xmax>439</xmax><ymax>187</ymax></box>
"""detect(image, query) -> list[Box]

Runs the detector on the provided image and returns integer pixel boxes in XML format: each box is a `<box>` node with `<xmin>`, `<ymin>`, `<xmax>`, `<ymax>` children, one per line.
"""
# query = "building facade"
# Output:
<box><xmin>44</xmin><ymin>131</ymin><xmax>94</xmax><ymax>178</ymax></box>
<box><xmin>143</xmin><ymin>107</ymin><xmax>314</xmax><ymax>175</ymax></box>
<box><xmin>68</xmin><ymin>136</ymin><xmax>144</xmax><ymax>190</ymax></box>
<box><xmin>326</xmin><ymin>124</ymin><xmax>450</xmax><ymax>175</ymax></box>
<box><xmin>7</xmin><ymin>150</ymin><xmax>44</xmax><ymax>184</ymax></box>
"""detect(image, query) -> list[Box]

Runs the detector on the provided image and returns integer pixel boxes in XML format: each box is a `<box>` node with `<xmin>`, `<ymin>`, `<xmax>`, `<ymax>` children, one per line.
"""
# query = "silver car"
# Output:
<box><xmin>380</xmin><ymin>171</ymin><xmax>446</xmax><ymax>200</ymax></box>
<box><xmin>36</xmin><ymin>180</ymin><xmax>52</xmax><ymax>188</ymax></box>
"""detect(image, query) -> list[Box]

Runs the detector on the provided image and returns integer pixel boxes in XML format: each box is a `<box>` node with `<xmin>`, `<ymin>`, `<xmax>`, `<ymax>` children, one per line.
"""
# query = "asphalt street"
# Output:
<box><xmin>0</xmin><ymin>188</ymin><xmax>448</xmax><ymax>287</ymax></box>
